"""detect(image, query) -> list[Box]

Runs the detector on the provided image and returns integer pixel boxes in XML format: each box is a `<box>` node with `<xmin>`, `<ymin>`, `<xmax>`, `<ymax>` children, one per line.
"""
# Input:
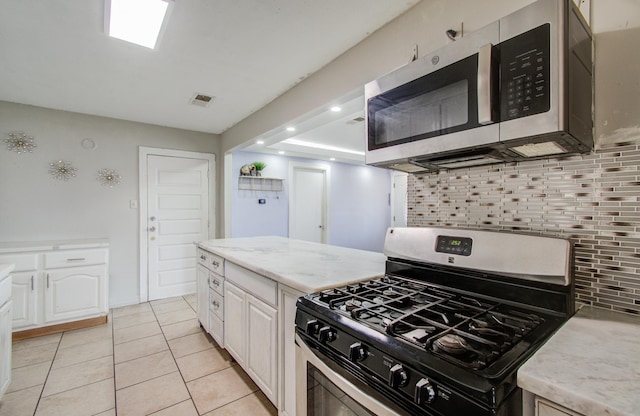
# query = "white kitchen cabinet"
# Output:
<box><xmin>0</xmin><ymin>299</ymin><xmax>12</xmax><ymax>397</ymax></box>
<box><xmin>224</xmin><ymin>263</ymin><xmax>278</xmax><ymax>405</ymax></box>
<box><xmin>196</xmin><ymin>264</ymin><xmax>210</xmax><ymax>332</ymax></box>
<box><xmin>0</xmin><ymin>240</ymin><xmax>109</xmax><ymax>334</ymax></box>
<box><xmin>278</xmin><ymin>284</ymin><xmax>303</xmax><ymax>416</ymax></box>
<box><xmin>247</xmin><ymin>293</ymin><xmax>277</xmax><ymax>402</ymax></box>
<box><xmin>196</xmin><ymin>248</ymin><xmax>225</xmax><ymax>345</ymax></box>
<box><xmin>0</xmin><ymin>265</ymin><xmax>13</xmax><ymax>399</ymax></box>
<box><xmin>10</xmin><ymin>272</ymin><xmax>37</xmax><ymax>329</ymax></box>
<box><xmin>536</xmin><ymin>397</ymin><xmax>584</xmax><ymax>416</ymax></box>
<box><xmin>224</xmin><ymin>280</ymin><xmax>247</xmax><ymax>366</ymax></box>
<box><xmin>44</xmin><ymin>265</ymin><xmax>107</xmax><ymax>323</ymax></box>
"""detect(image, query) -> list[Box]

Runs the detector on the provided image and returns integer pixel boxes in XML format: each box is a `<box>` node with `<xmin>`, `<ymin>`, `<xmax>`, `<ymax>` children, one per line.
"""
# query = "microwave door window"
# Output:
<box><xmin>367</xmin><ymin>53</ymin><xmax>480</xmax><ymax>150</ymax></box>
<box><xmin>370</xmin><ymin>79</ymin><xmax>470</xmax><ymax>147</ymax></box>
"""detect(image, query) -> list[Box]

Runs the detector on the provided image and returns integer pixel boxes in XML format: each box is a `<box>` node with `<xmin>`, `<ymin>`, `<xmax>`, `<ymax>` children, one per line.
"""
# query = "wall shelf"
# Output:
<box><xmin>238</xmin><ymin>176</ymin><xmax>284</xmax><ymax>192</ymax></box>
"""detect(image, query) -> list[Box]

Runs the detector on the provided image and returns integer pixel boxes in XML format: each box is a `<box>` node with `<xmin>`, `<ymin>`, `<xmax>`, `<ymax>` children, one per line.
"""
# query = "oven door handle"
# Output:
<box><xmin>477</xmin><ymin>43</ymin><xmax>496</xmax><ymax>125</ymax></box>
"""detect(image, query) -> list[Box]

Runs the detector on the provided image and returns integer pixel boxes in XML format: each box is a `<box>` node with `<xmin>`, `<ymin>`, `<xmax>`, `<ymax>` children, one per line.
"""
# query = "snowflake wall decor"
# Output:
<box><xmin>4</xmin><ymin>132</ymin><xmax>37</xmax><ymax>154</ymax></box>
<box><xmin>97</xmin><ymin>169</ymin><xmax>122</xmax><ymax>187</ymax></box>
<box><xmin>49</xmin><ymin>160</ymin><xmax>77</xmax><ymax>181</ymax></box>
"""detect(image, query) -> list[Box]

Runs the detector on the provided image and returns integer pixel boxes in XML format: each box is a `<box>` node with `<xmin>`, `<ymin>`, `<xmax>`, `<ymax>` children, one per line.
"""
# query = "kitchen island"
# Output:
<box><xmin>195</xmin><ymin>236</ymin><xmax>386</xmax><ymax>416</ymax></box>
<box><xmin>518</xmin><ymin>305</ymin><xmax>640</xmax><ymax>416</ymax></box>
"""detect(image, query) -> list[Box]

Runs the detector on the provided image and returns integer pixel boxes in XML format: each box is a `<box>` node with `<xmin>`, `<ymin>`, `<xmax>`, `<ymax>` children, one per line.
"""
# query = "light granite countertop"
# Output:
<box><xmin>518</xmin><ymin>305</ymin><xmax>640</xmax><ymax>416</ymax></box>
<box><xmin>0</xmin><ymin>239</ymin><xmax>109</xmax><ymax>254</ymax></box>
<box><xmin>197</xmin><ymin>236</ymin><xmax>386</xmax><ymax>293</ymax></box>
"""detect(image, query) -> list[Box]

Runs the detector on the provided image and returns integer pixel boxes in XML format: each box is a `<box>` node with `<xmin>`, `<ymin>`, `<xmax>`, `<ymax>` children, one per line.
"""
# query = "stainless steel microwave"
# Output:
<box><xmin>365</xmin><ymin>0</ymin><xmax>593</xmax><ymax>173</ymax></box>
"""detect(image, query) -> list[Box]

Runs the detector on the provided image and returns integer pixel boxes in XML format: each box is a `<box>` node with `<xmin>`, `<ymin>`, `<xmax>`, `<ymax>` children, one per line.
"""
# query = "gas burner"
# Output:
<box><xmin>433</xmin><ymin>334</ymin><xmax>469</xmax><ymax>355</ymax></box>
<box><xmin>383</xmin><ymin>288</ymin><xmax>402</xmax><ymax>297</ymax></box>
<box><xmin>344</xmin><ymin>299</ymin><xmax>361</xmax><ymax>312</ymax></box>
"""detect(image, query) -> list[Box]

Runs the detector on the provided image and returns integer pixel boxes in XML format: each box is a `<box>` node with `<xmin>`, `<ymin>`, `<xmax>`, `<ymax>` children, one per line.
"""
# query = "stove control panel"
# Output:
<box><xmin>435</xmin><ymin>235</ymin><xmax>472</xmax><ymax>256</ymax></box>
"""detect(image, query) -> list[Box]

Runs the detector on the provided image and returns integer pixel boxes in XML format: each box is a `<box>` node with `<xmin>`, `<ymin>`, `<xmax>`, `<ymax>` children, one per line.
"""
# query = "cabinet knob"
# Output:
<box><xmin>212</xmin><ymin>261</ymin><xmax>220</xmax><ymax>268</ymax></box>
<box><xmin>212</xmin><ymin>279</ymin><xmax>220</xmax><ymax>287</ymax></box>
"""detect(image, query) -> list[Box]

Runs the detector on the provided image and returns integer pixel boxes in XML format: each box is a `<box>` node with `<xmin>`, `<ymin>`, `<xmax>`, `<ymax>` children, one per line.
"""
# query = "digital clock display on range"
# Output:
<box><xmin>435</xmin><ymin>235</ymin><xmax>472</xmax><ymax>256</ymax></box>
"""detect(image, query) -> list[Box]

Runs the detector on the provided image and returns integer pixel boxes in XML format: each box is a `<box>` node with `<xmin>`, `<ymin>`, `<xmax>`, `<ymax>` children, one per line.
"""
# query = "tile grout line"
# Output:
<box><xmin>31</xmin><ymin>334</ymin><xmax>62</xmax><ymax>416</ymax></box>
<box><xmin>127</xmin><ymin>295</ymin><xmax>200</xmax><ymax>415</ymax></box>
<box><xmin>111</xmin><ymin>311</ymin><xmax>118</xmax><ymax>416</ymax></box>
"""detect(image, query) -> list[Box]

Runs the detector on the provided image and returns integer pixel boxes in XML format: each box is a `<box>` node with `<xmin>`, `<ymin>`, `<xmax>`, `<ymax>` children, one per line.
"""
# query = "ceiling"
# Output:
<box><xmin>0</xmin><ymin>0</ymin><xmax>420</xmax><ymax>159</ymax></box>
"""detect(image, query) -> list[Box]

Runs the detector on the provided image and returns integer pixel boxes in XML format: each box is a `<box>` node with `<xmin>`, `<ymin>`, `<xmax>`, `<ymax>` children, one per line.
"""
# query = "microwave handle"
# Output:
<box><xmin>477</xmin><ymin>43</ymin><xmax>495</xmax><ymax>125</ymax></box>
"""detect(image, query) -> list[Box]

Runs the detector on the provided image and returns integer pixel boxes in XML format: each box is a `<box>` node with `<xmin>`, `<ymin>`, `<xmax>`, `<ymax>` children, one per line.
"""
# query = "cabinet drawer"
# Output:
<box><xmin>225</xmin><ymin>262</ymin><xmax>277</xmax><ymax>307</ymax></box>
<box><xmin>209</xmin><ymin>289</ymin><xmax>224</xmax><ymax>321</ymax></box>
<box><xmin>208</xmin><ymin>311</ymin><xmax>224</xmax><ymax>347</ymax></box>
<box><xmin>0</xmin><ymin>253</ymin><xmax>38</xmax><ymax>272</ymax></box>
<box><xmin>198</xmin><ymin>249</ymin><xmax>224</xmax><ymax>275</ymax></box>
<box><xmin>44</xmin><ymin>249</ymin><xmax>107</xmax><ymax>269</ymax></box>
<box><xmin>209</xmin><ymin>273</ymin><xmax>224</xmax><ymax>296</ymax></box>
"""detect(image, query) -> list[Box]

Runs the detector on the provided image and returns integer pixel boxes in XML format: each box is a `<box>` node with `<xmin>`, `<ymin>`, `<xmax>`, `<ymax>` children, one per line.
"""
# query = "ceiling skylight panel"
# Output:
<box><xmin>106</xmin><ymin>0</ymin><xmax>173</xmax><ymax>49</ymax></box>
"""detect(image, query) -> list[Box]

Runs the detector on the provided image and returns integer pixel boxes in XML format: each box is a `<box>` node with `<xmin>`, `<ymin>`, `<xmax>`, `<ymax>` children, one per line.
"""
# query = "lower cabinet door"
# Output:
<box><xmin>196</xmin><ymin>264</ymin><xmax>209</xmax><ymax>332</ymax></box>
<box><xmin>11</xmin><ymin>272</ymin><xmax>38</xmax><ymax>330</ymax></box>
<box><xmin>44</xmin><ymin>265</ymin><xmax>106</xmax><ymax>323</ymax></box>
<box><xmin>224</xmin><ymin>282</ymin><xmax>247</xmax><ymax>366</ymax></box>
<box><xmin>0</xmin><ymin>300</ymin><xmax>12</xmax><ymax>397</ymax></box>
<box><xmin>247</xmin><ymin>294</ymin><xmax>277</xmax><ymax>405</ymax></box>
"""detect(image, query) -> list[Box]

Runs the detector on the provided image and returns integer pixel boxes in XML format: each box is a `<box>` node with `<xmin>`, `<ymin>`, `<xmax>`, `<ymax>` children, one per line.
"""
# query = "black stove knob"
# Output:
<box><xmin>318</xmin><ymin>326</ymin><xmax>337</xmax><ymax>343</ymax></box>
<box><xmin>388</xmin><ymin>364</ymin><xmax>408</xmax><ymax>388</ymax></box>
<box><xmin>306</xmin><ymin>320</ymin><xmax>321</xmax><ymax>337</ymax></box>
<box><xmin>415</xmin><ymin>378</ymin><xmax>436</xmax><ymax>405</ymax></box>
<box><xmin>349</xmin><ymin>342</ymin><xmax>367</xmax><ymax>362</ymax></box>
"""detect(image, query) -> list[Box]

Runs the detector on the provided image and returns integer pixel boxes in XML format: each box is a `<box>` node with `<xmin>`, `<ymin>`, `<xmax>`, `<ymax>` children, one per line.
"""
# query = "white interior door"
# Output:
<box><xmin>147</xmin><ymin>155</ymin><xmax>209</xmax><ymax>300</ymax></box>
<box><xmin>391</xmin><ymin>172</ymin><xmax>408</xmax><ymax>227</ymax></box>
<box><xmin>289</xmin><ymin>165</ymin><xmax>328</xmax><ymax>243</ymax></box>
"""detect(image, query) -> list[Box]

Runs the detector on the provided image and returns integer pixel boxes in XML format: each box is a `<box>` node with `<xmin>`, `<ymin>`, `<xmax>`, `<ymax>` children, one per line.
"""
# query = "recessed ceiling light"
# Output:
<box><xmin>330</xmin><ymin>106</ymin><xmax>342</xmax><ymax>112</ymax></box>
<box><xmin>278</xmin><ymin>151</ymin><xmax>285</xmax><ymax>155</ymax></box>
<box><xmin>105</xmin><ymin>0</ymin><xmax>174</xmax><ymax>49</ymax></box>
<box><xmin>286</xmin><ymin>127</ymin><xmax>296</xmax><ymax>132</ymax></box>
<box><xmin>282</xmin><ymin>139</ymin><xmax>364</xmax><ymax>156</ymax></box>
<box><xmin>330</xmin><ymin>158</ymin><xmax>336</xmax><ymax>161</ymax></box>
<box><xmin>256</xmin><ymin>140</ymin><xmax>265</xmax><ymax>145</ymax></box>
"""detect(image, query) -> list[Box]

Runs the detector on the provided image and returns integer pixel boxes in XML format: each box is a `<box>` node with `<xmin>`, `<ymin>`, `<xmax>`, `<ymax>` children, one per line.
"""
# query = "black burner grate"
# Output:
<box><xmin>311</xmin><ymin>275</ymin><xmax>543</xmax><ymax>370</ymax></box>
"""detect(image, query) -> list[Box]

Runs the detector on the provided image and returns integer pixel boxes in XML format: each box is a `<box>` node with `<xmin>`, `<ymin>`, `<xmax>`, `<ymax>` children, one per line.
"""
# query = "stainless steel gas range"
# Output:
<box><xmin>295</xmin><ymin>227</ymin><xmax>575</xmax><ymax>416</ymax></box>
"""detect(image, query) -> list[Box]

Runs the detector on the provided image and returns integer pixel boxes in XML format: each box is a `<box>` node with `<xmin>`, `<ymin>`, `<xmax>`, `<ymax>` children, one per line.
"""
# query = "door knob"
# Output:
<box><xmin>148</xmin><ymin>226</ymin><xmax>156</xmax><ymax>232</ymax></box>
<box><xmin>150</xmin><ymin>216</ymin><xmax>156</xmax><ymax>221</ymax></box>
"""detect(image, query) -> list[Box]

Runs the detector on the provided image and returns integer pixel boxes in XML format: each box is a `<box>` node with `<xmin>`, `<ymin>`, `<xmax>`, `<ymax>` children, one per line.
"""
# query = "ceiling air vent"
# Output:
<box><xmin>346</xmin><ymin>116</ymin><xmax>365</xmax><ymax>125</ymax></box>
<box><xmin>190</xmin><ymin>93</ymin><xmax>215</xmax><ymax>107</ymax></box>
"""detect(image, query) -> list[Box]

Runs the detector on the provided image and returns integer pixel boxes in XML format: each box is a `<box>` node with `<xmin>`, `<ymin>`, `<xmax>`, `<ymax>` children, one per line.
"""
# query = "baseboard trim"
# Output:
<box><xmin>12</xmin><ymin>315</ymin><xmax>109</xmax><ymax>341</ymax></box>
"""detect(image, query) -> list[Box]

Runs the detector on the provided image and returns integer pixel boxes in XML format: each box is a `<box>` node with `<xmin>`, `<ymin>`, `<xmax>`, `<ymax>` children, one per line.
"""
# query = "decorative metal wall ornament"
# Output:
<box><xmin>48</xmin><ymin>160</ymin><xmax>77</xmax><ymax>181</ymax></box>
<box><xmin>4</xmin><ymin>132</ymin><xmax>37</xmax><ymax>154</ymax></box>
<box><xmin>97</xmin><ymin>168</ymin><xmax>122</xmax><ymax>187</ymax></box>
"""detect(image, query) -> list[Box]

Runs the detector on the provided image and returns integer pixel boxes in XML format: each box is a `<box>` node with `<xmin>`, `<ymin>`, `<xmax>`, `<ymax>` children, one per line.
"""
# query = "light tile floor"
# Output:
<box><xmin>0</xmin><ymin>295</ymin><xmax>277</xmax><ymax>416</ymax></box>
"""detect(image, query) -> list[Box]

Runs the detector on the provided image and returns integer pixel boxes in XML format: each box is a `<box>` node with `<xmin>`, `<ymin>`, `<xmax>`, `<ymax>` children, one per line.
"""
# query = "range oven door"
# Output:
<box><xmin>295</xmin><ymin>333</ymin><xmax>408</xmax><ymax>416</ymax></box>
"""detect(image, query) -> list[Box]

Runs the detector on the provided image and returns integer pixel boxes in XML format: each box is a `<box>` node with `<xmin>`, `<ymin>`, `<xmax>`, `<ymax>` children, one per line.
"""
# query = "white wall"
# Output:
<box><xmin>231</xmin><ymin>151</ymin><xmax>390</xmax><ymax>252</ymax></box>
<box><xmin>0</xmin><ymin>101</ymin><xmax>219</xmax><ymax>307</ymax></box>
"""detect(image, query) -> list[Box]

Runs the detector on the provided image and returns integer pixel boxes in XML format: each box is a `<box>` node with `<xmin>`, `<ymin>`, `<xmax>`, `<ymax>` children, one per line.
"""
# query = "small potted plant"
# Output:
<box><xmin>253</xmin><ymin>161</ymin><xmax>267</xmax><ymax>176</ymax></box>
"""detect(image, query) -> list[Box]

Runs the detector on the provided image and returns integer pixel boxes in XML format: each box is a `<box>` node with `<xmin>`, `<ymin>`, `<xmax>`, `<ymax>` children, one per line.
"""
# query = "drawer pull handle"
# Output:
<box><xmin>66</xmin><ymin>258</ymin><xmax>86</xmax><ymax>262</ymax></box>
<box><xmin>200</xmin><ymin>255</ymin><xmax>206</xmax><ymax>260</ymax></box>
<box><xmin>212</xmin><ymin>300</ymin><xmax>220</xmax><ymax>309</ymax></box>
<box><xmin>212</xmin><ymin>279</ymin><xmax>220</xmax><ymax>287</ymax></box>
<box><xmin>212</xmin><ymin>261</ymin><xmax>220</xmax><ymax>268</ymax></box>
<box><xmin>31</xmin><ymin>275</ymin><xmax>34</xmax><ymax>291</ymax></box>
<box><xmin>47</xmin><ymin>274</ymin><xmax>50</xmax><ymax>289</ymax></box>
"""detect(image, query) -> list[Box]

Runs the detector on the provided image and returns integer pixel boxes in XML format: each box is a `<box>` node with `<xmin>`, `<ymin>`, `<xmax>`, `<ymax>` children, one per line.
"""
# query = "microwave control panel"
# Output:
<box><xmin>499</xmin><ymin>24</ymin><xmax>550</xmax><ymax>121</ymax></box>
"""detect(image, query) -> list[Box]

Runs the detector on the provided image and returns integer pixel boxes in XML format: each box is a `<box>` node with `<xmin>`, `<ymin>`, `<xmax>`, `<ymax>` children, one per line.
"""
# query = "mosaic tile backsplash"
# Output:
<box><xmin>407</xmin><ymin>140</ymin><xmax>640</xmax><ymax>315</ymax></box>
